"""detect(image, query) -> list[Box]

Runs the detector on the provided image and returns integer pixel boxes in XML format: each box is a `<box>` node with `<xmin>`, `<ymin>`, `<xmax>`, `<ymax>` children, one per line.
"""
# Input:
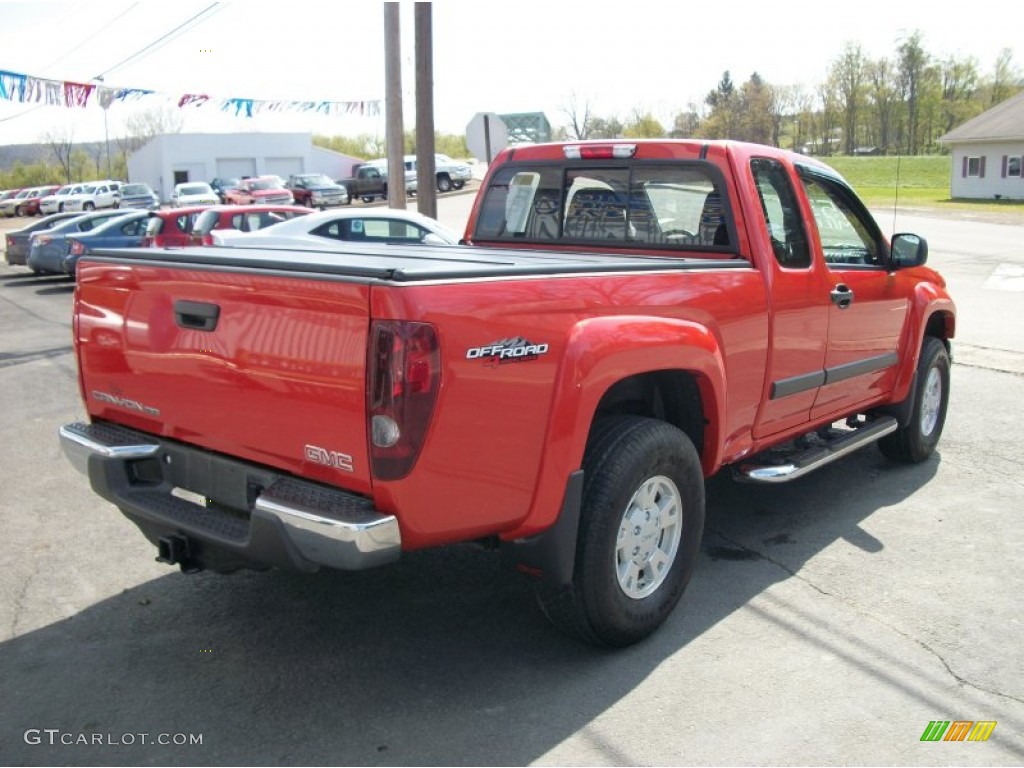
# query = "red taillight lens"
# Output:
<box><xmin>367</xmin><ymin>320</ymin><xmax>440</xmax><ymax>481</ymax></box>
<box><xmin>69</xmin><ymin>239</ymin><xmax>85</xmax><ymax>256</ymax></box>
<box><xmin>201</xmin><ymin>234</ymin><xmax>213</xmax><ymax>245</ymax></box>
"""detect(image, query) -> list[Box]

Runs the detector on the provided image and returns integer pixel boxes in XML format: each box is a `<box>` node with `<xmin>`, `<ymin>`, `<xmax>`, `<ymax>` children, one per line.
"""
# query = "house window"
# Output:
<box><xmin>1007</xmin><ymin>156</ymin><xmax>1022</xmax><ymax>178</ymax></box>
<box><xmin>966</xmin><ymin>157</ymin><xmax>982</xmax><ymax>177</ymax></box>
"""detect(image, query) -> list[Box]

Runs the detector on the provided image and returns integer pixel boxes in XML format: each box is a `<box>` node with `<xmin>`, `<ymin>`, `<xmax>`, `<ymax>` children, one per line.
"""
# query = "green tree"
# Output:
<box><xmin>832</xmin><ymin>43</ymin><xmax>867</xmax><ymax>153</ymax></box>
<box><xmin>622</xmin><ymin>110</ymin><xmax>665</xmax><ymax>138</ymax></box>
<box><xmin>700</xmin><ymin>71</ymin><xmax>739</xmax><ymax>139</ymax></box>
<box><xmin>896</xmin><ymin>31</ymin><xmax>931</xmax><ymax>154</ymax></box>
<box><xmin>737</xmin><ymin>72</ymin><xmax>775</xmax><ymax>145</ymax></box>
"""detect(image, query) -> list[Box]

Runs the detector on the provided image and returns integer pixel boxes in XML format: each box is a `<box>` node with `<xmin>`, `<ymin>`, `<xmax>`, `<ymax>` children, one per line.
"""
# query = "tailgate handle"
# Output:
<box><xmin>174</xmin><ymin>300</ymin><xmax>220</xmax><ymax>331</ymax></box>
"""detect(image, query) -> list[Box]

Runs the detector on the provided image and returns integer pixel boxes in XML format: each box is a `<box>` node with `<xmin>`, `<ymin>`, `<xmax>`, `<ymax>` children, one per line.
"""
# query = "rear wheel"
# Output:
<box><xmin>878</xmin><ymin>336</ymin><xmax>950</xmax><ymax>463</ymax></box>
<box><xmin>83</xmin><ymin>202</ymin><xmax>95</xmax><ymax>211</ymax></box>
<box><xmin>436</xmin><ymin>174</ymin><xmax>453</xmax><ymax>193</ymax></box>
<box><xmin>536</xmin><ymin>416</ymin><xmax>705</xmax><ymax>647</ymax></box>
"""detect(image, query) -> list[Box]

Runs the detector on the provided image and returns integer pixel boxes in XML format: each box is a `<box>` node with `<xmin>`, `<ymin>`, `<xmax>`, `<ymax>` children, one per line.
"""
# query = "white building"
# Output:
<box><xmin>937</xmin><ymin>90</ymin><xmax>1024</xmax><ymax>201</ymax></box>
<box><xmin>127</xmin><ymin>132</ymin><xmax>364</xmax><ymax>203</ymax></box>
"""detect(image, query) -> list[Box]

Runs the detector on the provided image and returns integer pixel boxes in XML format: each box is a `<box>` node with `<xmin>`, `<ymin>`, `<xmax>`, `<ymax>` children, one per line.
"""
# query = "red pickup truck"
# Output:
<box><xmin>60</xmin><ymin>140</ymin><xmax>954</xmax><ymax>646</ymax></box>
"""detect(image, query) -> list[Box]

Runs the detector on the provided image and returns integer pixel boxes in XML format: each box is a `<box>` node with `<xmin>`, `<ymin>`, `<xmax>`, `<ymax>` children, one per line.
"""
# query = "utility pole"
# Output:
<box><xmin>414</xmin><ymin>2</ymin><xmax>436</xmax><ymax>219</ymax></box>
<box><xmin>383</xmin><ymin>2</ymin><xmax>406</xmax><ymax>209</ymax></box>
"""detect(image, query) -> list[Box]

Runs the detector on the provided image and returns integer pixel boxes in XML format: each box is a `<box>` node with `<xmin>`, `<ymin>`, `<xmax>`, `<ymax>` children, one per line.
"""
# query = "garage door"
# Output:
<box><xmin>266</xmin><ymin>157</ymin><xmax>304</xmax><ymax>178</ymax></box>
<box><xmin>216</xmin><ymin>158</ymin><xmax>257</xmax><ymax>179</ymax></box>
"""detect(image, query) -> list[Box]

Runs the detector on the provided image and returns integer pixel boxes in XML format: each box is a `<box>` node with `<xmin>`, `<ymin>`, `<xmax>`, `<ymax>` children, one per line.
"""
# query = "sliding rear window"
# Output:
<box><xmin>473</xmin><ymin>162</ymin><xmax>734</xmax><ymax>253</ymax></box>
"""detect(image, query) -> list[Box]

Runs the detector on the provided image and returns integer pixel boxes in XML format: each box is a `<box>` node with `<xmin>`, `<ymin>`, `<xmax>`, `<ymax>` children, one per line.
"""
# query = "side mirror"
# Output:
<box><xmin>890</xmin><ymin>233</ymin><xmax>928</xmax><ymax>269</ymax></box>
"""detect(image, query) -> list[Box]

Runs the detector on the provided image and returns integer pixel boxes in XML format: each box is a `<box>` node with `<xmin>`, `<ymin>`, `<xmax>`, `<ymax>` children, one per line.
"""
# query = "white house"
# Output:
<box><xmin>127</xmin><ymin>132</ymin><xmax>364</xmax><ymax>202</ymax></box>
<box><xmin>937</xmin><ymin>90</ymin><xmax>1024</xmax><ymax>201</ymax></box>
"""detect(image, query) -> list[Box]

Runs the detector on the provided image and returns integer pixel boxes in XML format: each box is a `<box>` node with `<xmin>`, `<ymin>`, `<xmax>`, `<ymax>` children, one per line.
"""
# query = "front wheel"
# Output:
<box><xmin>83</xmin><ymin>202</ymin><xmax>95</xmax><ymax>211</ymax></box>
<box><xmin>878</xmin><ymin>336</ymin><xmax>950</xmax><ymax>463</ymax></box>
<box><xmin>436</xmin><ymin>174</ymin><xmax>453</xmax><ymax>193</ymax></box>
<box><xmin>535</xmin><ymin>416</ymin><xmax>705</xmax><ymax>647</ymax></box>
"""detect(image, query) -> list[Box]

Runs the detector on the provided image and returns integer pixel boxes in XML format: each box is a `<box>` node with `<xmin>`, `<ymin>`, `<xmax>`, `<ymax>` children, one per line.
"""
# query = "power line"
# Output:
<box><xmin>0</xmin><ymin>3</ymin><xmax>223</xmax><ymax>128</ymax></box>
<box><xmin>42</xmin><ymin>3</ymin><xmax>143</xmax><ymax>76</ymax></box>
<box><xmin>0</xmin><ymin>3</ymin><xmax>143</xmax><ymax>126</ymax></box>
<box><xmin>93</xmin><ymin>3</ymin><xmax>224</xmax><ymax>81</ymax></box>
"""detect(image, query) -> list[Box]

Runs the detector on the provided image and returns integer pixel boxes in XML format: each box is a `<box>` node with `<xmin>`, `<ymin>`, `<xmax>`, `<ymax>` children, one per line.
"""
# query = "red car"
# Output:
<box><xmin>223</xmin><ymin>177</ymin><xmax>295</xmax><ymax>207</ymax></box>
<box><xmin>142</xmin><ymin>207</ymin><xmax>211</xmax><ymax>247</ymax></box>
<box><xmin>189</xmin><ymin>204</ymin><xmax>312</xmax><ymax>245</ymax></box>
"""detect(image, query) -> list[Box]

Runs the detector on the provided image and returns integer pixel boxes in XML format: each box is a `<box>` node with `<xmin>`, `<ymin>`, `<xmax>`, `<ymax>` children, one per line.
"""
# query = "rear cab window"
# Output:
<box><xmin>472</xmin><ymin>158</ymin><xmax>735</xmax><ymax>255</ymax></box>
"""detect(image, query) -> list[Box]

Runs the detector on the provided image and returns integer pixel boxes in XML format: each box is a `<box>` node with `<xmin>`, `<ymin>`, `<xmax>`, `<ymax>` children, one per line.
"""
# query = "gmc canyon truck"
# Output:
<box><xmin>60</xmin><ymin>140</ymin><xmax>955</xmax><ymax>647</ymax></box>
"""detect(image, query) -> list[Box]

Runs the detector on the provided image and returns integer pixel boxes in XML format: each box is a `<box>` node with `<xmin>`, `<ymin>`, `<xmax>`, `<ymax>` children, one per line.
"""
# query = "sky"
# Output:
<box><xmin>0</xmin><ymin>0</ymin><xmax>1020</xmax><ymax>149</ymax></box>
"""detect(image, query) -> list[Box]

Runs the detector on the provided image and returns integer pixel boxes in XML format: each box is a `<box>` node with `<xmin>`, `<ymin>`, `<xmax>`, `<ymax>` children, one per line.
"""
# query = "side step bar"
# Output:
<box><xmin>734</xmin><ymin>416</ymin><xmax>898</xmax><ymax>484</ymax></box>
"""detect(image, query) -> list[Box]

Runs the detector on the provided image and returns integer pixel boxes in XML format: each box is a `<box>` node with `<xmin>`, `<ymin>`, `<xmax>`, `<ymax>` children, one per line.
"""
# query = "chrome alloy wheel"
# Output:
<box><xmin>920</xmin><ymin>365</ymin><xmax>942</xmax><ymax>437</ymax></box>
<box><xmin>615</xmin><ymin>475</ymin><xmax>683</xmax><ymax>599</ymax></box>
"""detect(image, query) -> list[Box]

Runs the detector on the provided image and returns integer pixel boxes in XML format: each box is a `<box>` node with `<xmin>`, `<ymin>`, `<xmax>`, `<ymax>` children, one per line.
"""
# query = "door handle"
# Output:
<box><xmin>174</xmin><ymin>300</ymin><xmax>220</xmax><ymax>331</ymax></box>
<box><xmin>830</xmin><ymin>284</ymin><xmax>854</xmax><ymax>309</ymax></box>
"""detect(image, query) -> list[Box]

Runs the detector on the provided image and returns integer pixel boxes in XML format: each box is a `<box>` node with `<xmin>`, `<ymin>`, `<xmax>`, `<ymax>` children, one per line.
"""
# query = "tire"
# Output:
<box><xmin>304</xmin><ymin>198</ymin><xmax>315</xmax><ymax>209</ymax></box>
<box><xmin>361</xmin><ymin>195</ymin><xmax>374</xmax><ymax>204</ymax></box>
<box><xmin>83</xmin><ymin>202</ymin><xmax>95</xmax><ymax>211</ymax></box>
<box><xmin>452</xmin><ymin>180</ymin><xmax>465</xmax><ymax>190</ymax></box>
<box><xmin>535</xmin><ymin>416</ymin><xmax>705</xmax><ymax>647</ymax></box>
<box><xmin>14</xmin><ymin>206</ymin><xmax>23</xmax><ymax>217</ymax></box>
<box><xmin>878</xmin><ymin>336</ymin><xmax>950</xmax><ymax>463</ymax></box>
<box><xmin>436</xmin><ymin>174</ymin><xmax>453</xmax><ymax>193</ymax></box>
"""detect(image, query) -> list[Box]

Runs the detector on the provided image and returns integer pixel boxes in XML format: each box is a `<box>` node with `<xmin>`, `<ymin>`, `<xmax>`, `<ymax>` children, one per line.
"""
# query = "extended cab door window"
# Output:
<box><xmin>751</xmin><ymin>158</ymin><xmax>811</xmax><ymax>268</ymax></box>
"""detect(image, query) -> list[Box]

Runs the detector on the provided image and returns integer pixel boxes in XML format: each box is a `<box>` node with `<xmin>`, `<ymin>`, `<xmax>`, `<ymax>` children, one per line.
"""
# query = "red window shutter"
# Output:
<box><xmin>962</xmin><ymin>156</ymin><xmax>968</xmax><ymax>177</ymax></box>
<box><xmin>980</xmin><ymin>156</ymin><xmax>986</xmax><ymax>178</ymax></box>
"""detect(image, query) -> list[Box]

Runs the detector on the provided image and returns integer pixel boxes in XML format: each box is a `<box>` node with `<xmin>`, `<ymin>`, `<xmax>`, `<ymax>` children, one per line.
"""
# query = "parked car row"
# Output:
<box><xmin>0</xmin><ymin>185</ymin><xmax>61</xmax><ymax>217</ymax></box>
<box><xmin>3</xmin><ymin>203</ymin><xmax>313</xmax><ymax>276</ymax></box>
<box><xmin>4</xmin><ymin>199</ymin><xmax>461</xmax><ymax>282</ymax></box>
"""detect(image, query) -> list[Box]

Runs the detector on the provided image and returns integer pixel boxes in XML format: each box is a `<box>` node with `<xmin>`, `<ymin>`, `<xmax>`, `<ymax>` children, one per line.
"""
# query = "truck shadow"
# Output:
<box><xmin>2</xmin><ymin>449</ymin><xmax>940</xmax><ymax>766</ymax></box>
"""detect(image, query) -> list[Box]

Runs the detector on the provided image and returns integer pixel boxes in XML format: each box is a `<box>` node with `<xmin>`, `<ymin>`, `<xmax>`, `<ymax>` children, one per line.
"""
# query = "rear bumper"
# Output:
<box><xmin>60</xmin><ymin>420</ymin><xmax>401</xmax><ymax>573</ymax></box>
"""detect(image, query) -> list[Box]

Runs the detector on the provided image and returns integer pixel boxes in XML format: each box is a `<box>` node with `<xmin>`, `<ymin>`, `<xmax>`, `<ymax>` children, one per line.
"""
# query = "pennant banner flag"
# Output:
<box><xmin>0</xmin><ymin>68</ymin><xmax>380</xmax><ymax>117</ymax></box>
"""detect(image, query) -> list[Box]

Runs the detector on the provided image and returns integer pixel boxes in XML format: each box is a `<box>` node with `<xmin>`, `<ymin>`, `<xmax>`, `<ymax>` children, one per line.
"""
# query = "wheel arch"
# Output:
<box><xmin>506</xmin><ymin>315</ymin><xmax>726</xmax><ymax>543</ymax></box>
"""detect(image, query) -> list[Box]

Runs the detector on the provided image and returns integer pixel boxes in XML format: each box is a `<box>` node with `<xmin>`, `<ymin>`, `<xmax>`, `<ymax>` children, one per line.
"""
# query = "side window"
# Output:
<box><xmin>799</xmin><ymin>172</ymin><xmax>883</xmax><ymax>267</ymax></box>
<box><xmin>311</xmin><ymin>221</ymin><xmax>344</xmax><ymax>240</ymax></box>
<box><xmin>363</xmin><ymin>219</ymin><xmax>423</xmax><ymax>242</ymax></box>
<box><xmin>750</xmin><ymin>158</ymin><xmax>811</xmax><ymax>268</ymax></box>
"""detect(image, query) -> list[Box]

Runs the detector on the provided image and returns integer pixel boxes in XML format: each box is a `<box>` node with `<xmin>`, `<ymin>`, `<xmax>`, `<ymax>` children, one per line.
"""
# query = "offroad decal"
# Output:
<box><xmin>466</xmin><ymin>337</ymin><xmax>549</xmax><ymax>367</ymax></box>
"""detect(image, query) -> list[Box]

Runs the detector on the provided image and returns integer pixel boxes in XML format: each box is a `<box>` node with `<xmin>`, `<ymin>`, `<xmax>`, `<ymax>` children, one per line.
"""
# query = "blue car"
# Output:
<box><xmin>62</xmin><ymin>210</ymin><xmax>151</xmax><ymax>275</ymax></box>
<box><xmin>27</xmin><ymin>210</ymin><xmax>144</xmax><ymax>275</ymax></box>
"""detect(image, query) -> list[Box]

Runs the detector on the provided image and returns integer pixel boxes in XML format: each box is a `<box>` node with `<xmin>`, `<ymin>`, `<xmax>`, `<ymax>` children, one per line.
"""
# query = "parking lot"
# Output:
<box><xmin>1</xmin><ymin>200</ymin><xmax>1022</xmax><ymax>766</ymax></box>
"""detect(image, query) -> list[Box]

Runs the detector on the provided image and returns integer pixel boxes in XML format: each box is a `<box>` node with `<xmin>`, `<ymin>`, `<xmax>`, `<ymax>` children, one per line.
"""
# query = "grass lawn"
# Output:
<box><xmin>823</xmin><ymin>155</ymin><xmax>1024</xmax><ymax>216</ymax></box>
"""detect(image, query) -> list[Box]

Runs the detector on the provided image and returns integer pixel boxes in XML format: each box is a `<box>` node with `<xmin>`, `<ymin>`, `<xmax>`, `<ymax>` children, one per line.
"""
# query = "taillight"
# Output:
<box><xmin>367</xmin><ymin>320</ymin><xmax>440</xmax><ymax>481</ymax></box>
<box><xmin>69</xmin><ymin>239</ymin><xmax>85</xmax><ymax>256</ymax></box>
<box><xmin>201</xmin><ymin>234</ymin><xmax>213</xmax><ymax>245</ymax></box>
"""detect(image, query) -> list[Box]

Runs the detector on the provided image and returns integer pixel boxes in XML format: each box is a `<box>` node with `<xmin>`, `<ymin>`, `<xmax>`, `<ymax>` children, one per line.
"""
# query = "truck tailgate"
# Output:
<box><xmin>74</xmin><ymin>260</ymin><xmax>373</xmax><ymax>494</ymax></box>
